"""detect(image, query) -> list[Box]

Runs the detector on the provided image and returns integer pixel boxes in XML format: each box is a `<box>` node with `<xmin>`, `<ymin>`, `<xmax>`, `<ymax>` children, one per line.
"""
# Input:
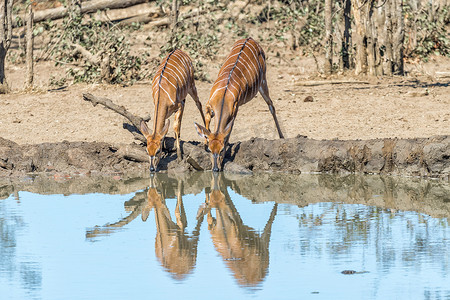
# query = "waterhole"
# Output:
<box><xmin>1</xmin><ymin>173</ymin><xmax>449</xmax><ymax>299</ymax></box>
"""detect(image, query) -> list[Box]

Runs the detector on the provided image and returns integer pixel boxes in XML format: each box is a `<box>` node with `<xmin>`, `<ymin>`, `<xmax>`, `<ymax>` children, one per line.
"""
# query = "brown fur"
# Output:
<box><xmin>142</xmin><ymin>49</ymin><xmax>206</xmax><ymax>171</ymax></box>
<box><xmin>195</xmin><ymin>38</ymin><xmax>283</xmax><ymax>171</ymax></box>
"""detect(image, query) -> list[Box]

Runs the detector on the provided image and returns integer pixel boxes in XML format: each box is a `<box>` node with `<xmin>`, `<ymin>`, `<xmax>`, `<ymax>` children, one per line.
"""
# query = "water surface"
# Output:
<box><xmin>1</xmin><ymin>173</ymin><xmax>449</xmax><ymax>299</ymax></box>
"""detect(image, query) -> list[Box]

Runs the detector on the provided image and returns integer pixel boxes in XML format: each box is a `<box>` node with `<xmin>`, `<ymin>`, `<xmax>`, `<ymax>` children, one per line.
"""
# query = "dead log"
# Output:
<box><xmin>90</xmin><ymin>3</ymin><xmax>162</xmax><ymax>23</ymax></box>
<box><xmin>13</xmin><ymin>0</ymin><xmax>150</xmax><ymax>26</ymax></box>
<box><xmin>82</xmin><ymin>93</ymin><xmax>147</xmax><ymax>143</ymax></box>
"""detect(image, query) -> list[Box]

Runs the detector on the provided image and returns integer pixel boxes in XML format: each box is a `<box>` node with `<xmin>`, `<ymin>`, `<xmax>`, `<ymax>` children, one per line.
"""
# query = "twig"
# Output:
<box><xmin>69</xmin><ymin>42</ymin><xmax>104</xmax><ymax>64</ymax></box>
<box><xmin>295</xmin><ymin>80</ymin><xmax>370</xmax><ymax>86</ymax></box>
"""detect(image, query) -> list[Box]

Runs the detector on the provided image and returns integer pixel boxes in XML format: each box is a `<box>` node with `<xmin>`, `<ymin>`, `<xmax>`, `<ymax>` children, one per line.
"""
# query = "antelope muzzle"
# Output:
<box><xmin>149</xmin><ymin>156</ymin><xmax>158</xmax><ymax>172</ymax></box>
<box><xmin>212</xmin><ymin>153</ymin><xmax>223</xmax><ymax>172</ymax></box>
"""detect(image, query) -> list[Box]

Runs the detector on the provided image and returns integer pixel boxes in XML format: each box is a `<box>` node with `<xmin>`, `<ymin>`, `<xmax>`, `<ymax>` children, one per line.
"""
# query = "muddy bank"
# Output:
<box><xmin>0</xmin><ymin>135</ymin><xmax>449</xmax><ymax>178</ymax></box>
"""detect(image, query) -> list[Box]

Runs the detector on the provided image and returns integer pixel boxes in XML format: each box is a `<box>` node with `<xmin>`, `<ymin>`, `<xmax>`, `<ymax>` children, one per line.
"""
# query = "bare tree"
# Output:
<box><xmin>26</xmin><ymin>2</ymin><xmax>34</xmax><ymax>89</ymax></box>
<box><xmin>0</xmin><ymin>0</ymin><xmax>12</xmax><ymax>93</ymax></box>
<box><xmin>343</xmin><ymin>0</ymin><xmax>406</xmax><ymax>76</ymax></box>
<box><xmin>342</xmin><ymin>0</ymin><xmax>352</xmax><ymax>70</ymax></box>
<box><xmin>324</xmin><ymin>0</ymin><xmax>333</xmax><ymax>74</ymax></box>
<box><xmin>392</xmin><ymin>0</ymin><xmax>404</xmax><ymax>75</ymax></box>
<box><xmin>384</xmin><ymin>0</ymin><xmax>394</xmax><ymax>75</ymax></box>
<box><xmin>171</xmin><ymin>0</ymin><xmax>179</xmax><ymax>48</ymax></box>
<box><xmin>172</xmin><ymin>0</ymin><xmax>179</xmax><ymax>30</ymax></box>
<box><xmin>365</xmin><ymin>0</ymin><xmax>378</xmax><ymax>75</ymax></box>
<box><xmin>350</xmin><ymin>0</ymin><xmax>368</xmax><ymax>75</ymax></box>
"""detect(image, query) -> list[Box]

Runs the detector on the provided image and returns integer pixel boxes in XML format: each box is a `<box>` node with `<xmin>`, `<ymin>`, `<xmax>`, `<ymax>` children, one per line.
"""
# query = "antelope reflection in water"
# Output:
<box><xmin>86</xmin><ymin>175</ymin><xmax>204</xmax><ymax>280</ymax></box>
<box><xmin>142</xmin><ymin>176</ymin><xmax>204</xmax><ymax>280</ymax></box>
<box><xmin>202</xmin><ymin>173</ymin><xmax>278</xmax><ymax>287</ymax></box>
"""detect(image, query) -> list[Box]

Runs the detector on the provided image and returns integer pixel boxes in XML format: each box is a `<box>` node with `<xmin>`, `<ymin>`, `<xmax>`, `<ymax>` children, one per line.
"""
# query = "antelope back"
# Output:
<box><xmin>209</xmin><ymin>37</ymin><xmax>266</xmax><ymax>132</ymax></box>
<box><xmin>152</xmin><ymin>49</ymin><xmax>194</xmax><ymax>107</ymax></box>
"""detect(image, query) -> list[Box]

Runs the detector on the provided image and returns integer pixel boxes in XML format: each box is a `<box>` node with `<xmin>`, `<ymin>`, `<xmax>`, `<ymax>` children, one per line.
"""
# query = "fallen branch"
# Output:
<box><xmin>82</xmin><ymin>93</ymin><xmax>147</xmax><ymax>143</ymax></box>
<box><xmin>435</xmin><ymin>72</ymin><xmax>450</xmax><ymax>79</ymax></box>
<box><xmin>295</xmin><ymin>80</ymin><xmax>370</xmax><ymax>86</ymax></box>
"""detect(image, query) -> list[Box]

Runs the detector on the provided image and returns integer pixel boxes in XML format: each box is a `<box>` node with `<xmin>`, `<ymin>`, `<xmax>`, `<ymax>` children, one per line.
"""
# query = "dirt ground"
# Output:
<box><xmin>1</xmin><ymin>23</ymin><xmax>449</xmax><ymax>147</ymax></box>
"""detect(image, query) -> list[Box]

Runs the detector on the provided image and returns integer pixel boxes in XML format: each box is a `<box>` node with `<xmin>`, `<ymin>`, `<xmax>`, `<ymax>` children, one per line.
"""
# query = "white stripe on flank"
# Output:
<box><xmin>210</xmin><ymin>85</ymin><xmax>230</xmax><ymax>100</ymax></box>
<box><xmin>159</xmin><ymin>84</ymin><xmax>175</xmax><ymax>104</ymax></box>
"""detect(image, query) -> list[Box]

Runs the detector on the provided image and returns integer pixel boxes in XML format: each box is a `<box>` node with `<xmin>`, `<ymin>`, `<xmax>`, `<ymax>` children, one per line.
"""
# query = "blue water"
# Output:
<box><xmin>0</xmin><ymin>174</ymin><xmax>449</xmax><ymax>300</ymax></box>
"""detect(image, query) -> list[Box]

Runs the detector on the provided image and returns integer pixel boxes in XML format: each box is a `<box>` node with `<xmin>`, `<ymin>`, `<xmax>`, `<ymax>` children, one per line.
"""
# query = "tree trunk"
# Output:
<box><xmin>172</xmin><ymin>0</ymin><xmax>178</xmax><ymax>30</ymax></box>
<box><xmin>171</xmin><ymin>0</ymin><xmax>178</xmax><ymax>48</ymax></box>
<box><xmin>365</xmin><ymin>1</ymin><xmax>377</xmax><ymax>75</ymax></box>
<box><xmin>408</xmin><ymin>0</ymin><xmax>418</xmax><ymax>53</ymax></box>
<box><xmin>342</xmin><ymin>0</ymin><xmax>351</xmax><ymax>70</ymax></box>
<box><xmin>392</xmin><ymin>0</ymin><xmax>404</xmax><ymax>75</ymax></box>
<box><xmin>324</xmin><ymin>0</ymin><xmax>333</xmax><ymax>74</ymax></box>
<box><xmin>384</xmin><ymin>0</ymin><xmax>393</xmax><ymax>75</ymax></box>
<box><xmin>374</xmin><ymin>5</ymin><xmax>384</xmax><ymax>75</ymax></box>
<box><xmin>25</xmin><ymin>3</ymin><xmax>34</xmax><ymax>89</ymax></box>
<box><xmin>0</xmin><ymin>46</ymin><xmax>6</xmax><ymax>91</ymax></box>
<box><xmin>0</xmin><ymin>0</ymin><xmax>12</xmax><ymax>92</ymax></box>
<box><xmin>351</xmin><ymin>0</ymin><xmax>368</xmax><ymax>75</ymax></box>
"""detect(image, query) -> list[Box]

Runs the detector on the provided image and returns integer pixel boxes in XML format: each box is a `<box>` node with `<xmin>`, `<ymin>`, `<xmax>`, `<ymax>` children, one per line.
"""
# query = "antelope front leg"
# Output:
<box><xmin>259</xmin><ymin>78</ymin><xmax>284</xmax><ymax>139</ymax></box>
<box><xmin>174</xmin><ymin>100</ymin><xmax>185</xmax><ymax>161</ymax></box>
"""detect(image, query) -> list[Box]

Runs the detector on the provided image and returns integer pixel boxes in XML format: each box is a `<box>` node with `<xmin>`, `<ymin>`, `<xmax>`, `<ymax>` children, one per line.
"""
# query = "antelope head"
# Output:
<box><xmin>140</xmin><ymin>120</ymin><xmax>170</xmax><ymax>172</ymax></box>
<box><xmin>194</xmin><ymin>121</ymin><xmax>233</xmax><ymax>172</ymax></box>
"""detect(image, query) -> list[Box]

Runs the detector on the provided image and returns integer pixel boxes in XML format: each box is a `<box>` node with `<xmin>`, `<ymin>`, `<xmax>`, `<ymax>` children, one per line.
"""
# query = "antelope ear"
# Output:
<box><xmin>223</xmin><ymin>118</ymin><xmax>234</xmax><ymax>137</ymax></box>
<box><xmin>161</xmin><ymin>120</ymin><xmax>170</xmax><ymax>137</ymax></box>
<box><xmin>140</xmin><ymin>120</ymin><xmax>151</xmax><ymax>139</ymax></box>
<box><xmin>194</xmin><ymin>122</ymin><xmax>211</xmax><ymax>139</ymax></box>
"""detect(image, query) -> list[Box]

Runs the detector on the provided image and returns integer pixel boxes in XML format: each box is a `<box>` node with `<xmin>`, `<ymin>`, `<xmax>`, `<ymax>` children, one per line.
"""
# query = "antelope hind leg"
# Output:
<box><xmin>190</xmin><ymin>86</ymin><xmax>207</xmax><ymax>127</ymax></box>
<box><xmin>174</xmin><ymin>101</ymin><xmax>185</xmax><ymax>161</ymax></box>
<box><xmin>259</xmin><ymin>82</ymin><xmax>284</xmax><ymax>139</ymax></box>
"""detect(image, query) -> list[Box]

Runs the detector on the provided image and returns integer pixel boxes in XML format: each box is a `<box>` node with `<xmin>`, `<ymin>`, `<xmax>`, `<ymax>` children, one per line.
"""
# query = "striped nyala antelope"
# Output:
<box><xmin>141</xmin><ymin>49</ymin><xmax>206</xmax><ymax>172</ymax></box>
<box><xmin>194</xmin><ymin>37</ymin><xmax>284</xmax><ymax>172</ymax></box>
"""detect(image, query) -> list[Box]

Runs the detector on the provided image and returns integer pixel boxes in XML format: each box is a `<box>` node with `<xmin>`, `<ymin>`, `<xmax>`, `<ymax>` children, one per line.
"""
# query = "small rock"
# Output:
<box><xmin>304</xmin><ymin>96</ymin><xmax>314</xmax><ymax>102</ymax></box>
